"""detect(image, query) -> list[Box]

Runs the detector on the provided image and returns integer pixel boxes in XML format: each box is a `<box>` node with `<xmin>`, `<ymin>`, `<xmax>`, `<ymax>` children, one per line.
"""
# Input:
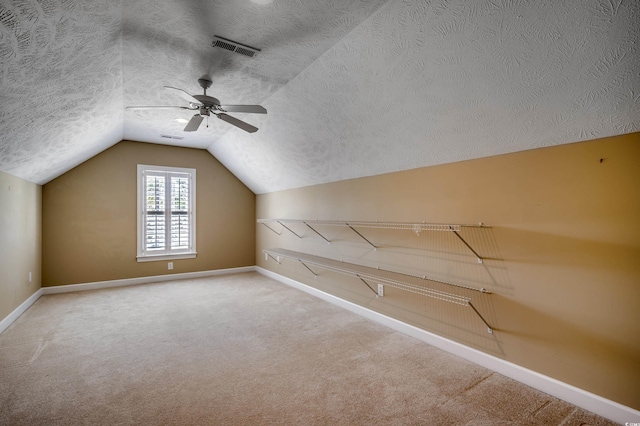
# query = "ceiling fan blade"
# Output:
<box><xmin>217</xmin><ymin>113</ymin><xmax>258</xmax><ymax>133</ymax></box>
<box><xmin>164</xmin><ymin>86</ymin><xmax>201</xmax><ymax>104</ymax></box>
<box><xmin>126</xmin><ymin>106</ymin><xmax>193</xmax><ymax>110</ymax></box>
<box><xmin>184</xmin><ymin>114</ymin><xmax>204</xmax><ymax>132</ymax></box>
<box><xmin>219</xmin><ymin>105</ymin><xmax>267</xmax><ymax>114</ymax></box>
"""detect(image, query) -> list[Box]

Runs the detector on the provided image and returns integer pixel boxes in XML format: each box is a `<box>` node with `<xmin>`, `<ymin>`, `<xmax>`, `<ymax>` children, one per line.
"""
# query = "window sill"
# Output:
<box><xmin>136</xmin><ymin>252</ymin><xmax>197</xmax><ymax>263</ymax></box>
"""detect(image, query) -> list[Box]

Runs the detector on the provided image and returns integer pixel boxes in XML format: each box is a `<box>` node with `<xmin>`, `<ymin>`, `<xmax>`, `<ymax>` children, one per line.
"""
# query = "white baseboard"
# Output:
<box><xmin>0</xmin><ymin>267</ymin><xmax>255</xmax><ymax>334</ymax></box>
<box><xmin>0</xmin><ymin>288</ymin><xmax>43</xmax><ymax>335</ymax></box>
<box><xmin>3</xmin><ymin>266</ymin><xmax>638</xmax><ymax>423</ymax></box>
<box><xmin>256</xmin><ymin>266</ymin><xmax>640</xmax><ymax>425</ymax></box>
<box><xmin>41</xmin><ymin>266</ymin><xmax>255</xmax><ymax>295</ymax></box>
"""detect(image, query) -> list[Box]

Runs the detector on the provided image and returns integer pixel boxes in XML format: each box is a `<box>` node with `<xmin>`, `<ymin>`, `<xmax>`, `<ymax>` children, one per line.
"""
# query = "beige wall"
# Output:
<box><xmin>256</xmin><ymin>132</ymin><xmax>640</xmax><ymax>409</ymax></box>
<box><xmin>0</xmin><ymin>171</ymin><xmax>41</xmax><ymax>321</ymax></box>
<box><xmin>42</xmin><ymin>141</ymin><xmax>255</xmax><ymax>286</ymax></box>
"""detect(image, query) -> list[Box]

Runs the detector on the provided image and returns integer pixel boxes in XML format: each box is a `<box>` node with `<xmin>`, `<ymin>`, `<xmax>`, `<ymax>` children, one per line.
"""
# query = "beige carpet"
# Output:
<box><xmin>0</xmin><ymin>272</ymin><xmax>617</xmax><ymax>425</ymax></box>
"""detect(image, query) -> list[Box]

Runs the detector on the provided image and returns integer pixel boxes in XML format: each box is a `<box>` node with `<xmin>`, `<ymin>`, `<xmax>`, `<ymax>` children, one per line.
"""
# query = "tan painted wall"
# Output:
<box><xmin>256</xmin><ymin>132</ymin><xmax>640</xmax><ymax>409</ymax></box>
<box><xmin>0</xmin><ymin>171</ymin><xmax>41</xmax><ymax>321</ymax></box>
<box><xmin>42</xmin><ymin>141</ymin><xmax>255</xmax><ymax>286</ymax></box>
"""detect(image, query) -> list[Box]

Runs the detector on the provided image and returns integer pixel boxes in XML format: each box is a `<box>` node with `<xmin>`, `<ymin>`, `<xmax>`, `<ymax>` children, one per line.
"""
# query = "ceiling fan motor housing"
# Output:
<box><xmin>127</xmin><ymin>79</ymin><xmax>264</xmax><ymax>133</ymax></box>
<box><xmin>193</xmin><ymin>94</ymin><xmax>221</xmax><ymax>108</ymax></box>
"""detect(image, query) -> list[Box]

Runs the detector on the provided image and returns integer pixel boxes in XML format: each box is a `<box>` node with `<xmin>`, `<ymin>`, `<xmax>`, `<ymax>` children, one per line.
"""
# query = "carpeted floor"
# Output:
<box><xmin>0</xmin><ymin>272</ymin><xmax>617</xmax><ymax>425</ymax></box>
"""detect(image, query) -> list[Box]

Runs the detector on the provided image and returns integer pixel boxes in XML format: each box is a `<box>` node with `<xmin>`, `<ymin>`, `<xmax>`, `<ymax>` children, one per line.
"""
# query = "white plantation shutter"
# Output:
<box><xmin>145</xmin><ymin>173</ymin><xmax>166</xmax><ymax>250</ymax></box>
<box><xmin>170</xmin><ymin>175</ymin><xmax>190</xmax><ymax>249</ymax></box>
<box><xmin>137</xmin><ymin>165</ymin><xmax>196</xmax><ymax>261</ymax></box>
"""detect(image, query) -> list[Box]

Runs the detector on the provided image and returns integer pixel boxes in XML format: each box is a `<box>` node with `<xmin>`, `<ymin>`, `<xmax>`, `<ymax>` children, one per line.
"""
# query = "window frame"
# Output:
<box><xmin>136</xmin><ymin>164</ymin><xmax>197</xmax><ymax>262</ymax></box>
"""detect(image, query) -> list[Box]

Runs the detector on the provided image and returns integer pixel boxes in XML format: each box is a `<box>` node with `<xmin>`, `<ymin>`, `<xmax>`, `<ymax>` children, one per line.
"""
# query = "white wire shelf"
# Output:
<box><xmin>263</xmin><ymin>248</ymin><xmax>493</xmax><ymax>334</ymax></box>
<box><xmin>257</xmin><ymin>219</ymin><xmax>488</xmax><ymax>263</ymax></box>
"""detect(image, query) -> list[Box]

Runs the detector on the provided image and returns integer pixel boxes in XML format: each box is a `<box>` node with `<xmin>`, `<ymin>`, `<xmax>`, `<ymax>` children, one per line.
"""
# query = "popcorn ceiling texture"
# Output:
<box><xmin>121</xmin><ymin>0</ymin><xmax>388</xmax><ymax>153</ymax></box>
<box><xmin>0</xmin><ymin>0</ymin><xmax>123</xmax><ymax>183</ymax></box>
<box><xmin>1</xmin><ymin>0</ymin><xmax>639</xmax><ymax>192</ymax></box>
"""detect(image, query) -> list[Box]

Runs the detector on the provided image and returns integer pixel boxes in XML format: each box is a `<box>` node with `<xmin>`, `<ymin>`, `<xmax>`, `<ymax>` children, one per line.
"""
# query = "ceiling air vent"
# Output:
<box><xmin>160</xmin><ymin>135</ymin><xmax>185</xmax><ymax>140</ymax></box>
<box><xmin>212</xmin><ymin>35</ymin><xmax>260</xmax><ymax>58</ymax></box>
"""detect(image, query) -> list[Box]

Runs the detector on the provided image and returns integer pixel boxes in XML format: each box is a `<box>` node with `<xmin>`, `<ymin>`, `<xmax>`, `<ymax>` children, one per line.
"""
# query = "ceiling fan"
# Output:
<box><xmin>126</xmin><ymin>78</ymin><xmax>267</xmax><ymax>133</ymax></box>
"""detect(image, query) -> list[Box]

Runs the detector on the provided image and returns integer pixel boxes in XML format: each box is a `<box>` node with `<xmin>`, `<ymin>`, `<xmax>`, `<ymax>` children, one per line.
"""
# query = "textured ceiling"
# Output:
<box><xmin>1</xmin><ymin>0</ymin><xmax>639</xmax><ymax>193</ymax></box>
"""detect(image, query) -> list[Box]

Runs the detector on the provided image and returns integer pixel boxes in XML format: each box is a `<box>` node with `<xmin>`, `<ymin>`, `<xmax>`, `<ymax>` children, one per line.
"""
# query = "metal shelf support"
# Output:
<box><xmin>278</xmin><ymin>221</ymin><xmax>303</xmax><ymax>238</ymax></box>
<box><xmin>263</xmin><ymin>248</ymin><xmax>494</xmax><ymax>334</ymax></box>
<box><xmin>346</xmin><ymin>223</ymin><xmax>377</xmax><ymax>250</ymax></box>
<box><xmin>468</xmin><ymin>301</ymin><xmax>493</xmax><ymax>334</ymax></box>
<box><xmin>258</xmin><ymin>219</ymin><xmax>487</xmax><ymax>262</ymax></box>
<box><xmin>264</xmin><ymin>252</ymin><xmax>282</xmax><ymax>264</ymax></box>
<box><xmin>303</xmin><ymin>221</ymin><xmax>331</xmax><ymax>244</ymax></box>
<box><xmin>448</xmin><ymin>226</ymin><xmax>484</xmax><ymax>263</ymax></box>
<box><xmin>260</xmin><ymin>222</ymin><xmax>282</xmax><ymax>236</ymax></box>
<box><xmin>356</xmin><ymin>274</ymin><xmax>380</xmax><ymax>296</ymax></box>
<box><xmin>298</xmin><ymin>260</ymin><xmax>318</xmax><ymax>277</ymax></box>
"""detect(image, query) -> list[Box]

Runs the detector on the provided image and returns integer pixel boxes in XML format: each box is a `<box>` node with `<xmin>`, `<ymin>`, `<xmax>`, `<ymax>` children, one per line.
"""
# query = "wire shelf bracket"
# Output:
<box><xmin>257</xmin><ymin>219</ymin><xmax>487</xmax><ymax>263</ymax></box>
<box><xmin>346</xmin><ymin>223</ymin><xmax>377</xmax><ymax>250</ymax></box>
<box><xmin>303</xmin><ymin>221</ymin><xmax>331</xmax><ymax>244</ymax></box>
<box><xmin>263</xmin><ymin>248</ymin><xmax>494</xmax><ymax>334</ymax></box>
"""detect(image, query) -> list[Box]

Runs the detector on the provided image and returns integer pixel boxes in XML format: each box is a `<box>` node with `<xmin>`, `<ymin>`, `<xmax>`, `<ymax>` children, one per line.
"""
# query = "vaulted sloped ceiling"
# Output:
<box><xmin>1</xmin><ymin>0</ymin><xmax>638</xmax><ymax>194</ymax></box>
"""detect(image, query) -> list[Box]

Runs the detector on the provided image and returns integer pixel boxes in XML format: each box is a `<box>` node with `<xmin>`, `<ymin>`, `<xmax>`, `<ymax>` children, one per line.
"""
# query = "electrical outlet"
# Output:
<box><xmin>28</xmin><ymin>272</ymin><xmax>32</xmax><ymax>283</ymax></box>
<box><xmin>168</xmin><ymin>262</ymin><xmax>173</xmax><ymax>270</ymax></box>
<box><xmin>377</xmin><ymin>284</ymin><xmax>384</xmax><ymax>297</ymax></box>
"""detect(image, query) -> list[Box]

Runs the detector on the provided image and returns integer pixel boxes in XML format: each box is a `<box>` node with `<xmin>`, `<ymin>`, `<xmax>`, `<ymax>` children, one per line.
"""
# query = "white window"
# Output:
<box><xmin>137</xmin><ymin>165</ymin><xmax>196</xmax><ymax>262</ymax></box>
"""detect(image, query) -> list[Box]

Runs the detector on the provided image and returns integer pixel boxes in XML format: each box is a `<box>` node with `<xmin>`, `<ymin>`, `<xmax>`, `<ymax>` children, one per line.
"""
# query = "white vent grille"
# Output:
<box><xmin>212</xmin><ymin>35</ymin><xmax>260</xmax><ymax>58</ymax></box>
